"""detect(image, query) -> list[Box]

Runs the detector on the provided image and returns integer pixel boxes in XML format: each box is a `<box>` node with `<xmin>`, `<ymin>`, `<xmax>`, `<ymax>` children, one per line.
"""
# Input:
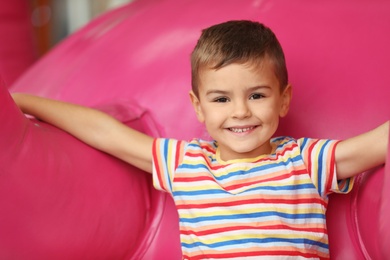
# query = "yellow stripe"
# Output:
<box><xmin>184</xmin><ymin>246</ymin><xmax>329</xmax><ymax>258</ymax></box>
<box><xmin>175</xmin><ymin>192</ymin><xmax>320</xmax><ymax>204</ymax></box>
<box><xmin>181</xmin><ymin>232</ymin><xmax>327</xmax><ymax>244</ymax></box>
<box><xmin>174</xmin><ymin>177</ymin><xmax>314</xmax><ymax>192</ymax></box>
<box><xmin>180</xmin><ymin>220</ymin><xmax>326</xmax><ymax>232</ymax></box>
<box><xmin>178</xmin><ymin>206</ymin><xmax>325</xmax><ymax>218</ymax></box>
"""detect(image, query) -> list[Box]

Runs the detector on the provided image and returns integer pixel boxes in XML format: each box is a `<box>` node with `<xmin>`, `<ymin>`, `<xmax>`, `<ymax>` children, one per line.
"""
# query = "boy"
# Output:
<box><xmin>13</xmin><ymin>20</ymin><xmax>389</xmax><ymax>259</ymax></box>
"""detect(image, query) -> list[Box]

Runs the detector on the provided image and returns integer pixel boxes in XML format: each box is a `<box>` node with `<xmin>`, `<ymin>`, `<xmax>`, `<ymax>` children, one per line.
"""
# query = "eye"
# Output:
<box><xmin>213</xmin><ymin>97</ymin><xmax>229</xmax><ymax>103</ymax></box>
<box><xmin>249</xmin><ymin>93</ymin><xmax>265</xmax><ymax>100</ymax></box>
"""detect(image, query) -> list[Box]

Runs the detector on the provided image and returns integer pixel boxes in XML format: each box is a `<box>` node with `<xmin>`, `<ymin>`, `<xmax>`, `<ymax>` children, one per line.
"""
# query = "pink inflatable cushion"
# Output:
<box><xmin>4</xmin><ymin>0</ymin><xmax>390</xmax><ymax>259</ymax></box>
<box><xmin>0</xmin><ymin>82</ymin><xmax>179</xmax><ymax>259</ymax></box>
<box><xmin>327</xmin><ymin>163</ymin><xmax>389</xmax><ymax>259</ymax></box>
<box><xmin>380</xmin><ymin>135</ymin><xmax>390</xmax><ymax>256</ymax></box>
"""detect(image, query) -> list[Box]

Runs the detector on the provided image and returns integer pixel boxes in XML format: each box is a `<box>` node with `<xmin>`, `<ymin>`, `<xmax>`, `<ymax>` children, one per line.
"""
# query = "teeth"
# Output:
<box><xmin>229</xmin><ymin>127</ymin><xmax>254</xmax><ymax>133</ymax></box>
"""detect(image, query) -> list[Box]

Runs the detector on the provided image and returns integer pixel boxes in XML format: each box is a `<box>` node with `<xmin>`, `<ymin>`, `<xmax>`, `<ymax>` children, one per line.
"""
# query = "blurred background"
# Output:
<box><xmin>0</xmin><ymin>0</ymin><xmax>133</xmax><ymax>86</ymax></box>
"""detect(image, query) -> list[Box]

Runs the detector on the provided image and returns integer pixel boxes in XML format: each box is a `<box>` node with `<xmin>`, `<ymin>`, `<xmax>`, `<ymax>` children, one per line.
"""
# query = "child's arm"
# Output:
<box><xmin>335</xmin><ymin>121</ymin><xmax>389</xmax><ymax>180</ymax></box>
<box><xmin>12</xmin><ymin>93</ymin><xmax>154</xmax><ymax>174</ymax></box>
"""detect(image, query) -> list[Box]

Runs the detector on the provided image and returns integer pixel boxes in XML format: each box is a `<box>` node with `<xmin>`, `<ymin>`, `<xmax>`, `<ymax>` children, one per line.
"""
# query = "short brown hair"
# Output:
<box><xmin>191</xmin><ymin>20</ymin><xmax>288</xmax><ymax>97</ymax></box>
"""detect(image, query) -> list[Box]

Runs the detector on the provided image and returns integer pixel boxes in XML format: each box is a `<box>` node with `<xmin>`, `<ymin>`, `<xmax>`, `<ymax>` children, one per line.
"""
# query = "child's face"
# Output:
<box><xmin>190</xmin><ymin>59</ymin><xmax>291</xmax><ymax>161</ymax></box>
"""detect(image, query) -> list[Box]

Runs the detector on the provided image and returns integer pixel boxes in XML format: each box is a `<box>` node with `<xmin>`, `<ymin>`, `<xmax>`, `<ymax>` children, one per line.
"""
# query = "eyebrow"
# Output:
<box><xmin>205</xmin><ymin>85</ymin><xmax>271</xmax><ymax>96</ymax></box>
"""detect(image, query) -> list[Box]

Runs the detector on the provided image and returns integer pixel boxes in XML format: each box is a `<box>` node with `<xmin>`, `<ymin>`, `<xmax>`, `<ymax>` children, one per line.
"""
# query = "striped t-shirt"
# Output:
<box><xmin>152</xmin><ymin>136</ymin><xmax>354</xmax><ymax>259</ymax></box>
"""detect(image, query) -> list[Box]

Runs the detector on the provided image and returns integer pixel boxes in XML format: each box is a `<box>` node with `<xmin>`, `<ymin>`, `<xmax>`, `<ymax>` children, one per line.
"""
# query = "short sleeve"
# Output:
<box><xmin>152</xmin><ymin>138</ymin><xmax>186</xmax><ymax>194</ymax></box>
<box><xmin>298</xmin><ymin>138</ymin><xmax>354</xmax><ymax>198</ymax></box>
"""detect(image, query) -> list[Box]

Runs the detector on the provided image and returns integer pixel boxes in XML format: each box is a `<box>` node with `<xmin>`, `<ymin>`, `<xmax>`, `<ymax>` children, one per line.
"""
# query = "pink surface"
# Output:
<box><xmin>2</xmin><ymin>0</ymin><xmax>390</xmax><ymax>259</ymax></box>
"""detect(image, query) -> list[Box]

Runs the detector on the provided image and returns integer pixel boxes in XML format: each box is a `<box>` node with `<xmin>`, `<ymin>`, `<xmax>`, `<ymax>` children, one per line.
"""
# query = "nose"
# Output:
<box><xmin>231</xmin><ymin>100</ymin><xmax>251</xmax><ymax>119</ymax></box>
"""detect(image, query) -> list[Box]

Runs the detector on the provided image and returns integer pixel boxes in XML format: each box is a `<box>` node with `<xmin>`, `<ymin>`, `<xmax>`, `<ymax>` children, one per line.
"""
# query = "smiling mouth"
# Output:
<box><xmin>228</xmin><ymin>126</ymin><xmax>256</xmax><ymax>133</ymax></box>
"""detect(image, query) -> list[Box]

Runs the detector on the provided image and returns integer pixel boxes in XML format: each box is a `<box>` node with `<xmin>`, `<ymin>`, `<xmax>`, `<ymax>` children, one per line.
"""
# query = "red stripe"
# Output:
<box><xmin>152</xmin><ymin>139</ymin><xmax>165</xmax><ymax>189</ymax></box>
<box><xmin>306</xmin><ymin>139</ymin><xmax>320</xmax><ymax>178</ymax></box>
<box><xmin>175</xmin><ymin>175</ymin><xmax>215</xmax><ymax>182</ymax></box>
<box><xmin>199</xmin><ymin>142</ymin><xmax>216</xmax><ymax>153</ymax></box>
<box><xmin>180</xmin><ymin>224</ymin><xmax>327</xmax><ymax>236</ymax></box>
<box><xmin>176</xmin><ymin>196</ymin><xmax>327</xmax><ymax>209</ymax></box>
<box><xmin>174</xmin><ymin>169</ymin><xmax>312</xmax><ymax>196</ymax></box>
<box><xmin>224</xmin><ymin>169</ymin><xmax>307</xmax><ymax>191</ymax></box>
<box><xmin>187</xmin><ymin>250</ymin><xmax>323</xmax><ymax>259</ymax></box>
<box><xmin>174</xmin><ymin>141</ymin><xmax>182</xmax><ymax>170</ymax></box>
<box><xmin>326</xmin><ymin>141</ymin><xmax>339</xmax><ymax>193</ymax></box>
<box><xmin>174</xmin><ymin>168</ymin><xmax>307</xmax><ymax>184</ymax></box>
<box><xmin>266</xmin><ymin>143</ymin><xmax>297</xmax><ymax>162</ymax></box>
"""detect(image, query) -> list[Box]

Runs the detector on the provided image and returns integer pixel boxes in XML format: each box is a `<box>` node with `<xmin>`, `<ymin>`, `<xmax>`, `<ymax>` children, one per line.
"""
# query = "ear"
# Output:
<box><xmin>189</xmin><ymin>90</ymin><xmax>205</xmax><ymax>123</ymax></box>
<box><xmin>279</xmin><ymin>84</ymin><xmax>292</xmax><ymax>118</ymax></box>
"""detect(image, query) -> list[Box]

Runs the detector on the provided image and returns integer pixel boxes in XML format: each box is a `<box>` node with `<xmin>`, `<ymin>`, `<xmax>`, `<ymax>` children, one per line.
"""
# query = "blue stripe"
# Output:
<box><xmin>300</xmin><ymin>138</ymin><xmax>309</xmax><ymax>151</ymax></box>
<box><xmin>338</xmin><ymin>179</ymin><xmax>352</xmax><ymax>192</ymax></box>
<box><xmin>162</xmin><ymin>140</ymin><xmax>173</xmax><ymax>192</ymax></box>
<box><xmin>179</xmin><ymin>163</ymin><xmax>210</xmax><ymax>171</ymax></box>
<box><xmin>317</xmin><ymin>140</ymin><xmax>330</xmax><ymax>195</ymax></box>
<box><xmin>172</xmin><ymin>183</ymin><xmax>316</xmax><ymax>196</ymax></box>
<box><xmin>173</xmin><ymin>188</ymin><xmax>226</xmax><ymax>196</ymax></box>
<box><xmin>180</xmin><ymin>211</ymin><xmax>325</xmax><ymax>223</ymax></box>
<box><xmin>182</xmin><ymin>237</ymin><xmax>328</xmax><ymax>250</ymax></box>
